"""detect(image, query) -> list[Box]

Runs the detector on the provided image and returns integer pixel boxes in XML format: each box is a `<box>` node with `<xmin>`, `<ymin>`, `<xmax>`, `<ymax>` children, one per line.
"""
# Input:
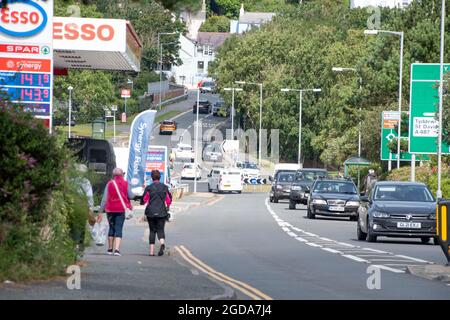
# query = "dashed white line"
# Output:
<box><xmin>372</xmin><ymin>265</ymin><xmax>405</xmax><ymax>274</ymax></box>
<box><xmin>362</xmin><ymin>248</ymin><xmax>391</xmax><ymax>254</ymax></box>
<box><xmin>336</xmin><ymin>242</ymin><xmax>356</xmax><ymax>248</ymax></box>
<box><xmin>395</xmin><ymin>255</ymin><xmax>433</xmax><ymax>264</ymax></box>
<box><xmin>322</xmin><ymin>248</ymin><xmax>343</xmax><ymax>254</ymax></box>
<box><xmin>306</xmin><ymin>243</ymin><xmax>323</xmax><ymax>248</ymax></box>
<box><xmin>295</xmin><ymin>237</ymin><xmax>308</xmax><ymax>242</ymax></box>
<box><xmin>342</xmin><ymin>255</ymin><xmax>370</xmax><ymax>263</ymax></box>
<box><xmin>287</xmin><ymin>232</ymin><xmax>297</xmax><ymax>238</ymax></box>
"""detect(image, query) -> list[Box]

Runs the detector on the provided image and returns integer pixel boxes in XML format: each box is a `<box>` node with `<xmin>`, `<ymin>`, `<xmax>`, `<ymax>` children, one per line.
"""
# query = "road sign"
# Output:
<box><xmin>409</xmin><ymin>63</ymin><xmax>450</xmax><ymax>154</ymax></box>
<box><xmin>380</xmin><ymin>111</ymin><xmax>430</xmax><ymax>161</ymax></box>
<box><xmin>121</xmin><ymin>88</ymin><xmax>131</xmax><ymax>98</ymax></box>
<box><xmin>243</xmin><ymin>178</ymin><xmax>268</xmax><ymax>185</ymax></box>
<box><xmin>0</xmin><ymin>0</ymin><xmax>54</xmax><ymax>129</ymax></box>
<box><xmin>437</xmin><ymin>201</ymin><xmax>450</xmax><ymax>265</ymax></box>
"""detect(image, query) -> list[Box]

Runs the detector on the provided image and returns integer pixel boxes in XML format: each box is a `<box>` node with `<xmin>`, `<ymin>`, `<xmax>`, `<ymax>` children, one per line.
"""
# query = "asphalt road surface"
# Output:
<box><xmin>168</xmin><ymin>192</ymin><xmax>450</xmax><ymax>299</ymax></box>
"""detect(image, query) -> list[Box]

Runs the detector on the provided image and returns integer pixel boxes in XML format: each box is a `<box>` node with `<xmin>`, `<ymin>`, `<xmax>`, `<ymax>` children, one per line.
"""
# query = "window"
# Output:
<box><xmin>203</xmin><ymin>45</ymin><xmax>213</xmax><ymax>56</ymax></box>
<box><xmin>197</xmin><ymin>61</ymin><xmax>204</xmax><ymax>72</ymax></box>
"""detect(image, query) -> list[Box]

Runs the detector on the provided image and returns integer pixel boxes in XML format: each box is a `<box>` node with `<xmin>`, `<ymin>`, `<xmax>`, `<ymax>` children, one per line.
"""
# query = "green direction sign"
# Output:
<box><xmin>409</xmin><ymin>63</ymin><xmax>450</xmax><ymax>154</ymax></box>
<box><xmin>381</xmin><ymin>111</ymin><xmax>409</xmax><ymax>161</ymax></box>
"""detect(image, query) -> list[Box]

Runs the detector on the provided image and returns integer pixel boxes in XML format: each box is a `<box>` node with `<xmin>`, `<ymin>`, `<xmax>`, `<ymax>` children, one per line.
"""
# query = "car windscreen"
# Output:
<box><xmin>181</xmin><ymin>146</ymin><xmax>192</xmax><ymax>151</ymax></box>
<box><xmin>224</xmin><ymin>171</ymin><xmax>241</xmax><ymax>175</ymax></box>
<box><xmin>183</xmin><ymin>164</ymin><xmax>193</xmax><ymax>169</ymax></box>
<box><xmin>202</xmin><ymin>82</ymin><xmax>214</xmax><ymax>87</ymax></box>
<box><xmin>313</xmin><ymin>181</ymin><xmax>357</xmax><ymax>194</ymax></box>
<box><xmin>373</xmin><ymin>185</ymin><xmax>435</xmax><ymax>202</ymax></box>
<box><xmin>296</xmin><ymin>171</ymin><xmax>326</xmax><ymax>181</ymax></box>
<box><xmin>277</xmin><ymin>172</ymin><xmax>296</xmax><ymax>183</ymax></box>
<box><xmin>162</xmin><ymin>121</ymin><xmax>173</xmax><ymax>125</ymax></box>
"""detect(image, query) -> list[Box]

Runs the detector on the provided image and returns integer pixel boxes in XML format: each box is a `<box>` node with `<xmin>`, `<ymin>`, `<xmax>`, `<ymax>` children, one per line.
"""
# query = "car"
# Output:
<box><xmin>181</xmin><ymin>163</ymin><xmax>201</xmax><ymax>180</ymax></box>
<box><xmin>270</xmin><ymin>163</ymin><xmax>301</xmax><ymax>182</ymax></box>
<box><xmin>212</xmin><ymin>100</ymin><xmax>228</xmax><ymax>116</ymax></box>
<box><xmin>306</xmin><ymin>178</ymin><xmax>360</xmax><ymax>220</ymax></box>
<box><xmin>208</xmin><ymin>168</ymin><xmax>243</xmax><ymax>194</ymax></box>
<box><xmin>202</xmin><ymin>143</ymin><xmax>223</xmax><ymax>162</ymax></box>
<box><xmin>159</xmin><ymin>120</ymin><xmax>177</xmax><ymax>135</ymax></box>
<box><xmin>193</xmin><ymin>99</ymin><xmax>212</xmax><ymax>114</ymax></box>
<box><xmin>289</xmin><ymin>169</ymin><xmax>328</xmax><ymax>209</ymax></box>
<box><xmin>173</xmin><ymin>143</ymin><xmax>195</xmax><ymax>162</ymax></box>
<box><xmin>200</xmin><ymin>81</ymin><xmax>216</xmax><ymax>94</ymax></box>
<box><xmin>357</xmin><ymin>181</ymin><xmax>438</xmax><ymax>244</ymax></box>
<box><xmin>269</xmin><ymin>170</ymin><xmax>296</xmax><ymax>203</ymax></box>
<box><xmin>236</xmin><ymin>161</ymin><xmax>261</xmax><ymax>180</ymax></box>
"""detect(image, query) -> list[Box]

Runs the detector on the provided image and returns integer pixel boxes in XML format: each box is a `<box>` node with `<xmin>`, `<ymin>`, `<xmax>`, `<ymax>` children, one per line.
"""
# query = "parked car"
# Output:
<box><xmin>236</xmin><ymin>161</ymin><xmax>261</xmax><ymax>180</ymax></box>
<box><xmin>212</xmin><ymin>100</ymin><xmax>228</xmax><ymax>116</ymax></box>
<box><xmin>208</xmin><ymin>168</ymin><xmax>242</xmax><ymax>194</ymax></box>
<box><xmin>159</xmin><ymin>120</ymin><xmax>177</xmax><ymax>135</ymax></box>
<box><xmin>193</xmin><ymin>99</ymin><xmax>212</xmax><ymax>114</ymax></box>
<box><xmin>200</xmin><ymin>81</ymin><xmax>216</xmax><ymax>94</ymax></box>
<box><xmin>181</xmin><ymin>163</ymin><xmax>201</xmax><ymax>180</ymax></box>
<box><xmin>289</xmin><ymin>168</ymin><xmax>328</xmax><ymax>209</ymax></box>
<box><xmin>269</xmin><ymin>171</ymin><xmax>296</xmax><ymax>203</ymax></box>
<box><xmin>306</xmin><ymin>178</ymin><xmax>360</xmax><ymax>220</ymax></box>
<box><xmin>173</xmin><ymin>143</ymin><xmax>195</xmax><ymax>162</ymax></box>
<box><xmin>357</xmin><ymin>181</ymin><xmax>438</xmax><ymax>244</ymax></box>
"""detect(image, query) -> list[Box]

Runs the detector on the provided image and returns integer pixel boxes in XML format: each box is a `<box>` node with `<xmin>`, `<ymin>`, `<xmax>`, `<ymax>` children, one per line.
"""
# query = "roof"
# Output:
<box><xmin>376</xmin><ymin>181</ymin><xmax>426</xmax><ymax>186</ymax></box>
<box><xmin>239</xmin><ymin>12</ymin><xmax>275</xmax><ymax>25</ymax></box>
<box><xmin>197</xmin><ymin>32</ymin><xmax>232</xmax><ymax>47</ymax></box>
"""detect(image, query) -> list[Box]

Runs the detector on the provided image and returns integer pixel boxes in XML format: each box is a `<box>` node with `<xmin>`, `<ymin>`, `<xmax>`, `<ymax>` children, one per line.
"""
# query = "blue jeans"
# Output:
<box><xmin>107</xmin><ymin>213</ymin><xmax>125</xmax><ymax>238</ymax></box>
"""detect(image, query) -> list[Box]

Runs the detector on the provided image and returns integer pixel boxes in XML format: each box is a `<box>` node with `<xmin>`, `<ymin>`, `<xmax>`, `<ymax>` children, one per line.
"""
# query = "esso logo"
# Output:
<box><xmin>53</xmin><ymin>22</ymin><xmax>115</xmax><ymax>42</ymax></box>
<box><xmin>0</xmin><ymin>1</ymin><xmax>48</xmax><ymax>37</ymax></box>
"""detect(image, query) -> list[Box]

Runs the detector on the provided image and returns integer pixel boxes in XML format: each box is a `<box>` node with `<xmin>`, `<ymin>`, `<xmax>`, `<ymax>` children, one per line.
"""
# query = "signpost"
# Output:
<box><xmin>121</xmin><ymin>88</ymin><xmax>131</xmax><ymax>123</ymax></box>
<box><xmin>381</xmin><ymin>111</ymin><xmax>430</xmax><ymax>163</ymax></box>
<box><xmin>0</xmin><ymin>0</ymin><xmax>54</xmax><ymax>131</ymax></box>
<box><xmin>408</xmin><ymin>63</ymin><xmax>450</xmax><ymax>154</ymax></box>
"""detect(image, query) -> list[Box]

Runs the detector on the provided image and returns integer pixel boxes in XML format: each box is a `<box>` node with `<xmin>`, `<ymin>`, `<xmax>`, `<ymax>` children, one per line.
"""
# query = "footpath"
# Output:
<box><xmin>0</xmin><ymin>193</ymin><xmax>232</xmax><ymax>300</ymax></box>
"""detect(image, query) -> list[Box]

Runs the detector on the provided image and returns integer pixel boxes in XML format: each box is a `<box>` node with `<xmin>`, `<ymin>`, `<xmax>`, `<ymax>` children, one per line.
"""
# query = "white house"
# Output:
<box><xmin>350</xmin><ymin>0</ymin><xmax>413</xmax><ymax>8</ymax></box>
<box><xmin>230</xmin><ymin>4</ymin><xmax>275</xmax><ymax>34</ymax></box>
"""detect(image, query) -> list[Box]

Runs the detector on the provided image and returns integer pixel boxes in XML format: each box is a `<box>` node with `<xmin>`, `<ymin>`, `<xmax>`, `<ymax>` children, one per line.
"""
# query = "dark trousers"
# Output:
<box><xmin>107</xmin><ymin>213</ymin><xmax>125</xmax><ymax>238</ymax></box>
<box><xmin>148</xmin><ymin>217</ymin><xmax>166</xmax><ymax>244</ymax></box>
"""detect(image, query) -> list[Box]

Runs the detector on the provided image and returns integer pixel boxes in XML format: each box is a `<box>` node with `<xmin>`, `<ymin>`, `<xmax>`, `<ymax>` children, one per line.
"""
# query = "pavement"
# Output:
<box><xmin>0</xmin><ymin>193</ymin><xmax>233</xmax><ymax>300</ymax></box>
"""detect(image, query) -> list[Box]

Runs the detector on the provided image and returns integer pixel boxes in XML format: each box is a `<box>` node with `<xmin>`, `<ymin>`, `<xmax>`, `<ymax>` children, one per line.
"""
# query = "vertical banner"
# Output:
<box><xmin>127</xmin><ymin>110</ymin><xmax>157</xmax><ymax>195</ymax></box>
<box><xmin>0</xmin><ymin>0</ymin><xmax>54</xmax><ymax>131</ymax></box>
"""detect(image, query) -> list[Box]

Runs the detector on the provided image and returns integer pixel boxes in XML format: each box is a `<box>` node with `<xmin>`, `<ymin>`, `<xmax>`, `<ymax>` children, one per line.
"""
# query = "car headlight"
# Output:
<box><xmin>346</xmin><ymin>201</ymin><xmax>360</xmax><ymax>207</ymax></box>
<box><xmin>429</xmin><ymin>213</ymin><xmax>436</xmax><ymax>220</ymax></box>
<box><xmin>276</xmin><ymin>185</ymin><xmax>283</xmax><ymax>190</ymax></box>
<box><xmin>291</xmin><ymin>186</ymin><xmax>303</xmax><ymax>191</ymax></box>
<box><xmin>312</xmin><ymin>199</ymin><xmax>327</xmax><ymax>205</ymax></box>
<box><xmin>372</xmin><ymin>211</ymin><xmax>390</xmax><ymax>218</ymax></box>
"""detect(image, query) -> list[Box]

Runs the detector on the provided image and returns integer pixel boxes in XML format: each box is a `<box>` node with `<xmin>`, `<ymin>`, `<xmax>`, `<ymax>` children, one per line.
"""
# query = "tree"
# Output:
<box><xmin>200</xmin><ymin>15</ymin><xmax>231</xmax><ymax>32</ymax></box>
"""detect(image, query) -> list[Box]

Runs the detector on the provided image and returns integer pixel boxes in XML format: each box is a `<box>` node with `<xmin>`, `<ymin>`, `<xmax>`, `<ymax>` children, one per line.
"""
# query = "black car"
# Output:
<box><xmin>269</xmin><ymin>171</ymin><xmax>296</xmax><ymax>203</ymax></box>
<box><xmin>289</xmin><ymin>169</ymin><xmax>328</xmax><ymax>209</ymax></box>
<box><xmin>306</xmin><ymin>178</ymin><xmax>360</xmax><ymax>220</ymax></box>
<box><xmin>193</xmin><ymin>99</ymin><xmax>211</xmax><ymax>114</ymax></box>
<box><xmin>357</xmin><ymin>181</ymin><xmax>438</xmax><ymax>244</ymax></box>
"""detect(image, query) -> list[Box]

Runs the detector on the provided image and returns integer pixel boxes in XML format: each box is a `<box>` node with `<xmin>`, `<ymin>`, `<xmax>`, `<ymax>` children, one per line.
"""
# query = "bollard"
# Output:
<box><xmin>437</xmin><ymin>200</ymin><xmax>450</xmax><ymax>265</ymax></box>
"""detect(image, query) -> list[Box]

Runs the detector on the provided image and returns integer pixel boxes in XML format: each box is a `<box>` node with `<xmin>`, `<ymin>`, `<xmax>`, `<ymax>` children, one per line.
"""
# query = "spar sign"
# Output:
<box><xmin>0</xmin><ymin>0</ymin><xmax>54</xmax><ymax>129</ymax></box>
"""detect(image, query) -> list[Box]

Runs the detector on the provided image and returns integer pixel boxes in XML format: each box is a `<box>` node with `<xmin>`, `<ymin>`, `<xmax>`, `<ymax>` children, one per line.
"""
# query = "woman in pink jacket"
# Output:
<box><xmin>100</xmin><ymin>168</ymin><xmax>133</xmax><ymax>256</ymax></box>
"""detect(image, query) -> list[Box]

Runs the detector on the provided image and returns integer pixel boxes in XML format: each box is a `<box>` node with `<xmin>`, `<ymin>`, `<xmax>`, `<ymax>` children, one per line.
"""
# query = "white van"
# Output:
<box><xmin>208</xmin><ymin>168</ymin><xmax>243</xmax><ymax>193</ymax></box>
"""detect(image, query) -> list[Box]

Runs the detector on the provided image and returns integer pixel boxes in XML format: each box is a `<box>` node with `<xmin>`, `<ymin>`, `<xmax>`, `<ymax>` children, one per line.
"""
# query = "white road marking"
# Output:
<box><xmin>303</xmin><ymin>232</ymin><xmax>318</xmax><ymax>237</ymax></box>
<box><xmin>295</xmin><ymin>237</ymin><xmax>308</xmax><ymax>242</ymax></box>
<box><xmin>342</xmin><ymin>255</ymin><xmax>370</xmax><ymax>263</ymax></box>
<box><xmin>371</xmin><ymin>265</ymin><xmax>405</xmax><ymax>274</ymax></box>
<box><xmin>336</xmin><ymin>242</ymin><xmax>356</xmax><ymax>248</ymax></box>
<box><xmin>362</xmin><ymin>248</ymin><xmax>391</xmax><ymax>254</ymax></box>
<box><xmin>321</xmin><ymin>248</ymin><xmax>343</xmax><ymax>254</ymax></box>
<box><xmin>367</xmin><ymin>258</ymin><xmax>420</xmax><ymax>263</ymax></box>
<box><xmin>306</xmin><ymin>243</ymin><xmax>323</xmax><ymax>248</ymax></box>
<box><xmin>395</xmin><ymin>255</ymin><xmax>433</xmax><ymax>264</ymax></box>
<box><xmin>282</xmin><ymin>227</ymin><xmax>290</xmax><ymax>232</ymax></box>
<box><xmin>287</xmin><ymin>232</ymin><xmax>297</xmax><ymax>238</ymax></box>
<box><xmin>318</xmin><ymin>237</ymin><xmax>334</xmax><ymax>242</ymax></box>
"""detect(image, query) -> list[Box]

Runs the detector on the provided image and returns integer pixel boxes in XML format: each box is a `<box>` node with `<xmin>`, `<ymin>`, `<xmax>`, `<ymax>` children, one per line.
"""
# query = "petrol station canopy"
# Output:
<box><xmin>53</xmin><ymin>17</ymin><xmax>142</xmax><ymax>72</ymax></box>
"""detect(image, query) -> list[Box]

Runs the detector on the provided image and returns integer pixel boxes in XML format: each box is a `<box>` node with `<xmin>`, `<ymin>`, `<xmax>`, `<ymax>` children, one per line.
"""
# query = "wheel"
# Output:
<box><xmin>237</xmin><ymin>190</ymin><xmax>242</xmax><ymax>194</ymax></box>
<box><xmin>208</xmin><ymin>183</ymin><xmax>212</xmax><ymax>192</ymax></box>
<box><xmin>307</xmin><ymin>206</ymin><xmax>315</xmax><ymax>219</ymax></box>
<box><xmin>289</xmin><ymin>200</ymin><xmax>296</xmax><ymax>210</ymax></box>
<box><xmin>433</xmin><ymin>237</ymin><xmax>440</xmax><ymax>245</ymax></box>
<box><xmin>366</xmin><ymin>220</ymin><xmax>377</xmax><ymax>242</ymax></box>
<box><xmin>269</xmin><ymin>196</ymin><xmax>273</xmax><ymax>203</ymax></box>
<box><xmin>356</xmin><ymin>219</ymin><xmax>367</xmax><ymax>241</ymax></box>
<box><xmin>421</xmin><ymin>237</ymin><xmax>431</xmax><ymax>244</ymax></box>
<box><xmin>273</xmin><ymin>196</ymin><xmax>279</xmax><ymax>203</ymax></box>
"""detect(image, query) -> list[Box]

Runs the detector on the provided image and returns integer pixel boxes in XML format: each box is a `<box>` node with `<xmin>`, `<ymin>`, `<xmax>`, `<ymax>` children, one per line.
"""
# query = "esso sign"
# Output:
<box><xmin>53</xmin><ymin>22</ymin><xmax>115</xmax><ymax>42</ymax></box>
<box><xmin>0</xmin><ymin>1</ymin><xmax>48</xmax><ymax>37</ymax></box>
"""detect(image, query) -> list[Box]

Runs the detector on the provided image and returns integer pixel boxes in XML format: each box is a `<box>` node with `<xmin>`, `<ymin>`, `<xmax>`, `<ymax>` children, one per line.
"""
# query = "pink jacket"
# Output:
<box><xmin>104</xmin><ymin>176</ymin><xmax>132</xmax><ymax>213</ymax></box>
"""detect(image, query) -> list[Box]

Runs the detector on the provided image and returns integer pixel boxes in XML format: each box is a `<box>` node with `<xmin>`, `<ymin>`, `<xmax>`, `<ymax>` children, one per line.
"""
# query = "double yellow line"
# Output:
<box><xmin>174</xmin><ymin>245</ymin><xmax>272</xmax><ymax>300</ymax></box>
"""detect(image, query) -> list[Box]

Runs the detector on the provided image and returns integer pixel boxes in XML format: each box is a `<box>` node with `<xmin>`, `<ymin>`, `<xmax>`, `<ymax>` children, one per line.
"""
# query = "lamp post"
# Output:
<box><xmin>158</xmin><ymin>32</ymin><xmax>177</xmax><ymax>110</ymax></box>
<box><xmin>364</xmin><ymin>29</ymin><xmax>404</xmax><ymax>170</ymax></box>
<box><xmin>235</xmin><ymin>80</ymin><xmax>263</xmax><ymax>166</ymax></box>
<box><xmin>224</xmin><ymin>87</ymin><xmax>243</xmax><ymax>139</ymax></box>
<box><xmin>281</xmin><ymin>88</ymin><xmax>321</xmax><ymax>167</ymax></box>
<box><xmin>67</xmin><ymin>86</ymin><xmax>73</xmax><ymax>139</ymax></box>
<box><xmin>194</xmin><ymin>86</ymin><xmax>200</xmax><ymax>193</ymax></box>
<box><xmin>437</xmin><ymin>1</ymin><xmax>446</xmax><ymax>199</ymax></box>
<box><xmin>332</xmin><ymin>67</ymin><xmax>362</xmax><ymax>189</ymax></box>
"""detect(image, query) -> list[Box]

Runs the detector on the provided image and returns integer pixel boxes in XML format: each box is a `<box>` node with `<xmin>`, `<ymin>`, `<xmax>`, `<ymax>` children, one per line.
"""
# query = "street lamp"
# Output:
<box><xmin>159</xmin><ymin>41</ymin><xmax>178</xmax><ymax>110</ymax></box>
<box><xmin>235</xmin><ymin>80</ymin><xmax>263</xmax><ymax>166</ymax></box>
<box><xmin>194</xmin><ymin>86</ymin><xmax>201</xmax><ymax>193</ymax></box>
<box><xmin>333</xmin><ymin>67</ymin><xmax>363</xmax><ymax>189</ymax></box>
<box><xmin>67</xmin><ymin>86</ymin><xmax>73</xmax><ymax>139</ymax></box>
<box><xmin>158</xmin><ymin>32</ymin><xmax>177</xmax><ymax>110</ymax></box>
<box><xmin>437</xmin><ymin>0</ymin><xmax>446</xmax><ymax>199</ymax></box>
<box><xmin>364</xmin><ymin>29</ymin><xmax>404</xmax><ymax>170</ymax></box>
<box><xmin>127</xmin><ymin>78</ymin><xmax>133</xmax><ymax>91</ymax></box>
<box><xmin>281</xmin><ymin>87</ymin><xmax>321</xmax><ymax>168</ymax></box>
<box><xmin>224</xmin><ymin>87</ymin><xmax>243</xmax><ymax>139</ymax></box>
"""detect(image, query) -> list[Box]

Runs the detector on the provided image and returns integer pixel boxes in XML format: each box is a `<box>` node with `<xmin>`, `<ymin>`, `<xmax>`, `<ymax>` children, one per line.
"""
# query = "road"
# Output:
<box><xmin>168</xmin><ymin>193</ymin><xmax>450</xmax><ymax>299</ymax></box>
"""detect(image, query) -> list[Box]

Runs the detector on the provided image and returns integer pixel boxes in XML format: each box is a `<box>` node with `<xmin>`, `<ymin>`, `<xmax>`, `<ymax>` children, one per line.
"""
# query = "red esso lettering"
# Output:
<box><xmin>53</xmin><ymin>22</ymin><xmax>114</xmax><ymax>41</ymax></box>
<box><xmin>1</xmin><ymin>7</ymin><xmax>40</xmax><ymax>25</ymax></box>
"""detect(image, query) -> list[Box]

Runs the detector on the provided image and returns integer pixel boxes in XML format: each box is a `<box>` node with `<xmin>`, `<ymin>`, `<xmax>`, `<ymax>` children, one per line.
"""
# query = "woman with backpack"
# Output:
<box><xmin>141</xmin><ymin>170</ymin><xmax>172</xmax><ymax>256</ymax></box>
<box><xmin>100</xmin><ymin>168</ymin><xmax>133</xmax><ymax>256</ymax></box>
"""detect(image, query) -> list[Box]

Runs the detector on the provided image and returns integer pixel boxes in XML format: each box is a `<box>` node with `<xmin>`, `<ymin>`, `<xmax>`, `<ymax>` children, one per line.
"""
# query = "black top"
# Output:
<box><xmin>141</xmin><ymin>182</ymin><xmax>170</xmax><ymax>218</ymax></box>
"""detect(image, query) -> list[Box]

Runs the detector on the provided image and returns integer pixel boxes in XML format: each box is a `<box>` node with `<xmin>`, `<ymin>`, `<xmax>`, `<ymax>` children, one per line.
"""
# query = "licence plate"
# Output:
<box><xmin>329</xmin><ymin>206</ymin><xmax>345</xmax><ymax>212</ymax></box>
<box><xmin>224</xmin><ymin>184</ymin><xmax>231</xmax><ymax>187</ymax></box>
<box><xmin>397</xmin><ymin>222</ymin><xmax>421</xmax><ymax>229</ymax></box>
